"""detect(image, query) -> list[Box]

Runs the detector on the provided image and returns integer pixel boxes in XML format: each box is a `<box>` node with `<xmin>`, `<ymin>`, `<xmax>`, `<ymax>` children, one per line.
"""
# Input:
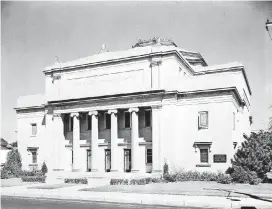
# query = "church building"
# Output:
<box><xmin>15</xmin><ymin>38</ymin><xmax>252</xmax><ymax>174</ymax></box>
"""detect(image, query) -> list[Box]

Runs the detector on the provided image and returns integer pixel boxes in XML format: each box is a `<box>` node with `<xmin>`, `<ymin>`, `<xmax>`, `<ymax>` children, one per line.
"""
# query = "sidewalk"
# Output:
<box><xmin>2</xmin><ymin>183</ymin><xmax>272</xmax><ymax>209</ymax></box>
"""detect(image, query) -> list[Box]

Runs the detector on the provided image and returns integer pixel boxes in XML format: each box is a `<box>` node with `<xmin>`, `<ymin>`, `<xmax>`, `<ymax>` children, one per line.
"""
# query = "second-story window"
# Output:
<box><xmin>124</xmin><ymin>111</ymin><xmax>130</xmax><ymax>128</ymax></box>
<box><xmin>198</xmin><ymin>111</ymin><xmax>208</xmax><ymax>129</ymax></box>
<box><xmin>31</xmin><ymin>124</ymin><xmax>37</xmax><ymax>136</ymax></box>
<box><xmin>145</xmin><ymin>110</ymin><xmax>151</xmax><ymax>127</ymax></box>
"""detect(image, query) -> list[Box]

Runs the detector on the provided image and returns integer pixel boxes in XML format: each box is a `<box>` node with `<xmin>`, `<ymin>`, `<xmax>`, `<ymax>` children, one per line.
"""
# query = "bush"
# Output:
<box><xmin>21</xmin><ymin>170</ymin><xmax>44</xmax><ymax>177</ymax></box>
<box><xmin>21</xmin><ymin>176</ymin><xmax>46</xmax><ymax>183</ymax></box>
<box><xmin>217</xmin><ymin>174</ymin><xmax>232</xmax><ymax>184</ymax></box>
<box><xmin>228</xmin><ymin>131</ymin><xmax>272</xmax><ymax>182</ymax></box>
<box><xmin>41</xmin><ymin>162</ymin><xmax>48</xmax><ymax>175</ymax></box>
<box><xmin>64</xmin><ymin>178</ymin><xmax>88</xmax><ymax>184</ymax></box>
<box><xmin>163</xmin><ymin>161</ymin><xmax>169</xmax><ymax>175</ymax></box>
<box><xmin>4</xmin><ymin>149</ymin><xmax>22</xmax><ymax>178</ymax></box>
<box><xmin>163</xmin><ymin>170</ymin><xmax>231</xmax><ymax>183</ymax></box>
<box><xmin>110</xmin><ymin>179</ymin><xmax>129</xmax><ymax>185</ymax></box>
<box><xmin>110</xmin><ymin>178</ymin><xmax>161</xmax><ymax>185</ymax></box>
<box><xmin>1</xmin><ymin>167</ymin><xmax>10</xmax><ymax>179</ymax></box>
<box><xmin>227</xmin><ymin>165</ymin><xmax>262</xmax><ymax>185</ymax></box>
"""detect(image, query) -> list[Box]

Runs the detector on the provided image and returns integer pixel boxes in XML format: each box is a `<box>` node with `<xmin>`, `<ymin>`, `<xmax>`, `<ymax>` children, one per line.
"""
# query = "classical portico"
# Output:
<box><xmin>50</xmin><ymin>104</ymin><xmax>161</xmax><ymax>174</ymax></box>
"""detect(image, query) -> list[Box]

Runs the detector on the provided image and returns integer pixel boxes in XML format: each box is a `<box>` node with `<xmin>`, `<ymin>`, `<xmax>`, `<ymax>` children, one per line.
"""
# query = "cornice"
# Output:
<box><xmin>47</xmin><ymin>90</ymin><xmax>165</xmax><ymax>106</ymax></box>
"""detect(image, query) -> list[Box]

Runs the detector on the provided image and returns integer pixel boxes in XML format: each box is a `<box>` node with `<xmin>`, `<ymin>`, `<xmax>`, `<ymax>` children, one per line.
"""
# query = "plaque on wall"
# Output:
<box><xmin>213</xmin><ymin>154</ymin><xmax>227</xmax><ymax>163</ymax></box>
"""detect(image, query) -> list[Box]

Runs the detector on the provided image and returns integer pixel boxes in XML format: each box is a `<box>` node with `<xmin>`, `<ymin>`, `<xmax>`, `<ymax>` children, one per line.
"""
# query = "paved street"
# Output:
<box><xmin>1</xmin><ymin>196</ymin><xmax>205</xmax><ymax>209</ymax></box>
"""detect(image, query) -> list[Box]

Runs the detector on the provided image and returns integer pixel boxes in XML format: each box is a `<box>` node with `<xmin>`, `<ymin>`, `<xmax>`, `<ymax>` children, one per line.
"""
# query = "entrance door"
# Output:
<box><xmin>124</xmin><ymin>149</ymin><xmax>131</xmax><ymax>172</ymax></box>
<box><xmin>105</xmin><ymin>149</ymin><xmax>111</xmax><ymax>172</ymax></box>
<box><xmin>87</xmin><ymin>150</ymin><xmax>92</xmax><ymax>172</ymax></box>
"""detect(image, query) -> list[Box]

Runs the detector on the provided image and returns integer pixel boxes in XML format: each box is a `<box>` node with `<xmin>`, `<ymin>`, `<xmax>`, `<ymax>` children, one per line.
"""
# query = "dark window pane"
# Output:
<box><xmin>70</xmin><ymin>117</ymin><xmax>73</xmax><ymax>131</ymax></box>
<box><xmin>200</xmin><ymin>149</ymin><xmax>208</xmax><ymax>163</ymax></box>
<box><xmin>88</xmin><ymin>115</ymin><xmax>92</xmax><ymax>130</ymax></box>
<box><xmin>145</xmin><ymin>111</ymin><xmax>151</xmax><ymax>127</ymax></box>
<box><xmin>125</xmin><ymin>112</ymin><xmax>130</xmax><ymax>128</ymax></box>
<box><xmin>32</xmin><ymin>151</ymin><xmax>37</xmax><ymax>163</ymax></box>
<box><xmin>146</xmin><ymin>149</ymin><xmax>152</xmax><ymax>163</ymax></box>
<box><xmin>106</xmin><ymin>114</ymin><xmax>111</xmax><ymax>129</ymax></box>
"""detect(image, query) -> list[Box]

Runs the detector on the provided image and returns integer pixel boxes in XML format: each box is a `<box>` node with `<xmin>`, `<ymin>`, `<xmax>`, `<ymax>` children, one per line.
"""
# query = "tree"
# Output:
<box><xmin>10</xmin><ymin>141</ymin><xmax>17</xmax><ymax>148</ymax></box>
<box><xmin>227</xmin><ymin>131</ymin><xmax>272</xmax><ymax>183</ymax></box>
<box><xmin>41</xmin><ymin>161</ymin><xmax>48</xmax><ymax>175</ymax></box>
<box><xmin>3</xmin><ymin>149</ymin><xmax>22</xmax><ymax>177</ymax></box>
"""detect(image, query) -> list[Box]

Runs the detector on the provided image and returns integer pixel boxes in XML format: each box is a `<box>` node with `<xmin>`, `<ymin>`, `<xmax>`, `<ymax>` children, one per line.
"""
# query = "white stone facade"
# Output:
<box><xmin>15</xmin><ymin>38</ymin><xmax>251</xmax><ymax>174</ymax></box>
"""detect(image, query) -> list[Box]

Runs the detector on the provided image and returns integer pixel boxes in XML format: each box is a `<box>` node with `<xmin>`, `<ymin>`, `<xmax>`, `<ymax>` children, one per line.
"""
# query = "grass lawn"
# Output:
<box><xmin>80</xmin><ymin>181</ymin><xmax>272</xmax><ymax>198</ymax></box>
<box><xmin>1</xmin><ymin>178</ymin><xmax>39</xmax><ymax>187</ymax></box>
<box><xmin>28</xmin><ymin>183</ymin><xmax>76</xmax><ymax>190</ymax></box>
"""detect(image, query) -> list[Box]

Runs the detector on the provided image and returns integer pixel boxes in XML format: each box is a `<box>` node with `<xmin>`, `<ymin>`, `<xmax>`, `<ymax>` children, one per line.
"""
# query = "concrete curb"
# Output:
<box><xmin>2</xmin><ymin>191</ymin><xmax>272</xmax><ymax>209</ymax></box>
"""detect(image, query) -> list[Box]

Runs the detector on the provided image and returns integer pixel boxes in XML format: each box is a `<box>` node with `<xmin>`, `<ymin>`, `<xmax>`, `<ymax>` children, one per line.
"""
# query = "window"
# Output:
<box><xmin>124</xmin><ymin>111</ymin><xmax>130</xmax><ymax>128</ymax></box>
<box><xmin>145</xmin><ymin>110</ymin><xmax>151</xmax><ymax>127</ymax></box>
<box><xmin>31</xmin><ymin>124</ymin><xmax>37</xmax><ymax>136</ymax></box>
<box><xmin>198</xmin><ymin>111</ymin><xmax>208</xmax><ymax>129</ymax></box>
<box><xmin>32</xmin><ymin>151</ymin><xmax>37</xmax><ymax>163</ymax></box>
<box><xmin>200</xmin><ymin>148</ymin><xmax>208</xmax><ymax>163</ymax></box>
<box><xmin>233</xmin><ymin>112</ymin><xmax>236</xmax><ymax>130</ymax></box>
<box><xmin>105</xmin><ymin>113</ymin><xmax>111</xmax><ymax>129</ymax></box>
<box><xmin>87</xmin><ymin>115</ymin><xmax>92</xmax><ymax>130</ymax></box>
<box><xmin>146</xmin><ymin>149</ymin><xmax>152</xmax><ymax>163</ymax></box>
<box><xmin>28</xmin><ymin>148</ymin><xmax>38</xmax><ymax>164</ymax></box>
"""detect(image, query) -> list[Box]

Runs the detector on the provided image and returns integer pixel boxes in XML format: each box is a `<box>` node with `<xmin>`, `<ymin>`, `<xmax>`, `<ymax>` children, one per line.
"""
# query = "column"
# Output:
<box><xmin>152</xmin><ymin>105</ymin><xmax>162</xmax><ymax>173</ymax></box>
<box><xmin>129</xmin><ymin>107</ymin><xmax>140</xmax><ymax>172</ymax></box>
<box><xmin>108</xmin><ymin>109</ymin><xmax>118</xmax><ymax>172</ymax></box>
<box><xmin>88</xmin><ymin>111</ymin><xmax>99</xmax><ymax>172</ymax></box>
<box><xmin>53</xmin><ymin>113</ymin><xmax>64</xmax><ymax>171</ymax></box>
<box><xmin>70</xmin><ymin>112</ymin><xmax>80</xmax><ymax>171</ymax></box>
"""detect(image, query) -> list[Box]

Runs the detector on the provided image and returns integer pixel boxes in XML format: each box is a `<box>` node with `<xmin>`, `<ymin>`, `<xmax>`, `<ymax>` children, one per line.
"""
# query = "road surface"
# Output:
<box><xmin>1</xmin><ymin>196</ymin><xmax>205</xmax><ymax>209</ymax></box>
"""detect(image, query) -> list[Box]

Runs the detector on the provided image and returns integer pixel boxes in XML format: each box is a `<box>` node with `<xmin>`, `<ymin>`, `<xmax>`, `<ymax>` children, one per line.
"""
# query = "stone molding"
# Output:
<box><xmin>88</xmin><ymin>110</ymin><xmax>98</xmax><ymax>116</ymax></box>
<box><xmin>70</xmin><ymin>112</ymin><xmax>79</xmax><ymax>118</ymax></box>
<box><xmin>128</xmin><ymin>107</ymin><xmax>139</xmax><ymax>113</ymax></box>
<box><xmin>107</xmin><ymin>109</ymin><xmax>118</xmax><ymax>114</ymax></box>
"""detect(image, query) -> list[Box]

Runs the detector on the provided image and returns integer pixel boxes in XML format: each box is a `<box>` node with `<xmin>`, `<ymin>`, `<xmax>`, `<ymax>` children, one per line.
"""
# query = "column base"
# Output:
<box><xmin>131</xmin><ymin>169</ymin><xmax>139</xmax><ymax>173</ymax></box>
<box><xmin>110</xmin><ymin>169</ymin><xmax>120</xmax><ymax>172</ymax></box>
<box><xmin>90</xmin><ymin>169</ymin><xmax>99</xmax><ymax>172</ymax></box>
<box><xmin>72</xmin><ymin>169</ymin><xmax>81</xmax><ymax>172</ymax></box>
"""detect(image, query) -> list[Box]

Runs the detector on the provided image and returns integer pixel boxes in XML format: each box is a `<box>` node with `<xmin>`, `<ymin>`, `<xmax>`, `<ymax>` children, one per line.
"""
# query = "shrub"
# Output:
<box><xmin>4</xmin><ymin>149</ymin><xmax>22</xmax><ymax>178</ymax></box>
<box><xmin>217</xmin><ymin>174</ymin><xmax>232</xmax><ymax>184</ymax></box>
<box><xmin>227</xmin><ymin>165</ymin><xmax>262</xmax><ymax>184</ymax></box>
<box><xmin>21</xmin><ymin>176</ymin><xmax>46</xmax><ymax>183</ymax></box>
<box><xmin>21</xmin><ymin>170</ymin><xmax>44</xmax><ymax>177</ymax></box>
<box><xmin>110</xmin><ymin>178</ymin><xmax>161</xmax><ymax>185</ymax></box>
<box><xmin>110</xmin><ymin>179</ymin><xmax>129</xmax><ymax>185</ymax></box>
<box><xmin>228</xmin><ymin>131</ymin><xmax>272</xmax><ymax>182</ymax></box>
<box><xmin>41</xmin><ymin>162</ymin><xmax>48</xmax><ymax>175</ymax></box>
<box><xmin>1</xmin><ymin>167</ymin><xmax>10</xmax><ymax>179</ymax></box>
<box><xmin>163</xmin><ymin>161</ymin><xmax>169</xmax><ymax>175</ymax></box>
<box><xmin>64</xmin><ymin>178</ymin><xmax>88</xmax><ymax>184</ymax></box>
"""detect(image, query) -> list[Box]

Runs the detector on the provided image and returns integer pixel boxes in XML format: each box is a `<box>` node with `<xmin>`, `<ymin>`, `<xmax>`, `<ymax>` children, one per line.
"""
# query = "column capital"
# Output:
<box><xmin>108</xmin><ymin>109</ymin><xmax>118</xmax><ymax>114</ymax></box>
<box><xmin>70</xmin><ymin>112</ymin><xmax>79</xmax><ymax>118</ymax></box>
<box><xmin>129</xmin><ymin>107</ymin><xmax>139</xmax><ymax>113</ymax></box>
<box><xmin>88</xmin><ymin>111</ymin><xmax>98</xmax><ymax>116</ymax></box>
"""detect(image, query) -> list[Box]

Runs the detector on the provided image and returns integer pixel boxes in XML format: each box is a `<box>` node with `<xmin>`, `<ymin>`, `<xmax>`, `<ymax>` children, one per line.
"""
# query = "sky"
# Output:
<box><xmin>1</xmin><ymin>1</ymin><xmax>272</xmax><ymax>142</ymax></box>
